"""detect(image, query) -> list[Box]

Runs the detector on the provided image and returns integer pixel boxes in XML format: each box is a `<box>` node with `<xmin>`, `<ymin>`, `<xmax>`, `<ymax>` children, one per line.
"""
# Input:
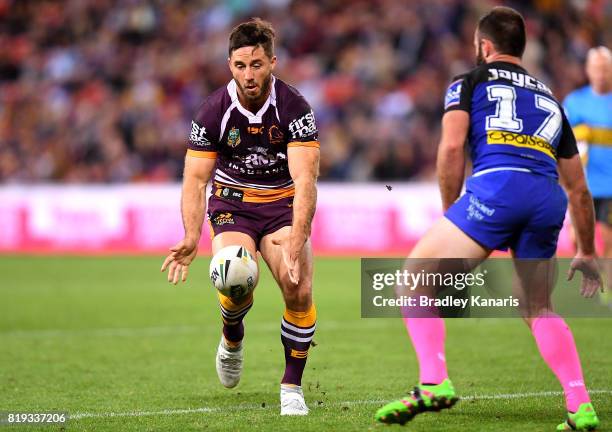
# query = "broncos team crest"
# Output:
<box><xmin>227</xmin><ymin>127</ymin><xmax>241</xmax><ymax>148</ymax></box>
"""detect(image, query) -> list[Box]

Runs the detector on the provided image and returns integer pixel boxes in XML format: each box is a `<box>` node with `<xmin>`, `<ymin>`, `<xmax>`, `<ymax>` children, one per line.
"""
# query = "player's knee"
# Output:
<box><xmin>281</xmin><ymin>280</ymin><xmax>312</xmax><ymax>310</ymax></box>
<box><xmin>284</xmin><ymin>295</ymin><xmax>312</xmax><ymax>311</ymax></box>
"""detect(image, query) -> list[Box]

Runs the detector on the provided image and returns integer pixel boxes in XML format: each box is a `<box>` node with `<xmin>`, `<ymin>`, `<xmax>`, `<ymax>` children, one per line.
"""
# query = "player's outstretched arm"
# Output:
<box><xmin>558</xmin><ymin>154</ymin><xmax>602</xmax><ymax>297</ymax></box>
<box><xmin>437</xmin><ymin>111</ymin><xmax>469</xmax><ymax>211</ymax></box>
<box><xmin>275</xmin><ymin>145</ymin><xmax>320</xmax><ymax>284</ymax></box>
<box><xmin>161</xmin><ymin>154</ymin><xmax>216</xmax><ymax>284</ymax></box>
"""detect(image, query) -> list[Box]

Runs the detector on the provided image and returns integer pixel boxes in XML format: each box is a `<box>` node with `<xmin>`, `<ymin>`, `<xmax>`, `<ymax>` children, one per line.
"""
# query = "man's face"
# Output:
<box><xmin>586</xmin><ymin>51</ymin><xmax>611</xmax><ymax>93</ymax></box>
<box><xmin>229</xmin><ymin>46</ymin><xmax>276</xmax><ymax>103</ymax></box>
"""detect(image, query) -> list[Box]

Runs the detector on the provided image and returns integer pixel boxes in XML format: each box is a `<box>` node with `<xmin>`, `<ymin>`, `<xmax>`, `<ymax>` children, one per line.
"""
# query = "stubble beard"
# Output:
<box><xmin>239</xmin><ymin>73</ymin><xmax>272</xmax><ymax>106</ymax></box>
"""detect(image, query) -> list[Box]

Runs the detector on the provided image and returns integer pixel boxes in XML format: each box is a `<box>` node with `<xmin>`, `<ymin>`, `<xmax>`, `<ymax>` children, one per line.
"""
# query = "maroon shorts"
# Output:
<box><xmin>207</xmin><ymin>194</ymin><xmax>294</xmax><ymax>249</ymax></box>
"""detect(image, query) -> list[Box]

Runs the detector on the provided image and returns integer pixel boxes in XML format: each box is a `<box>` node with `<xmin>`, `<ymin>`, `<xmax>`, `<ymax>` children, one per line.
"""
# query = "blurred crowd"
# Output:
<box><xmin>0</xmin><ymin>0</ymin><xmax>610</xmax><ymax>183</ymax></box>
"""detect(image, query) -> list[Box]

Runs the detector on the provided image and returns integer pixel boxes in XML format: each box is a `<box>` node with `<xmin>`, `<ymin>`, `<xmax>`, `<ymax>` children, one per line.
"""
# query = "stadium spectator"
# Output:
<box><xmin>0</xmin><ymin>0</ymin><xmax>609</xmax><ymax>182</ymax></box>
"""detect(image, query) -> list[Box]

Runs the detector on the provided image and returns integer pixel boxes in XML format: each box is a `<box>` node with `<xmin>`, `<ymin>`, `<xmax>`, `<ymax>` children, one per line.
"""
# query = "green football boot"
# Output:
<box><xmin>375</xmin><ymin>379</ymin><xmax>458</xmax><ymax>425</ymax></box>
<box><xmin>557</xmin><ymin>403</ymin><xmax>600</xmax><ymax>431</ymax></box>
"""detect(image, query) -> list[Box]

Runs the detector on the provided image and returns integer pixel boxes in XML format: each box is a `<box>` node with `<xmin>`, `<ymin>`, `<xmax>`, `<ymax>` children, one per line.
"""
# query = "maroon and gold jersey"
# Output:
<box><xmin>187</xmin><ymin>76</ymin><xmax>319</xmax><ymax>203</ymax></box>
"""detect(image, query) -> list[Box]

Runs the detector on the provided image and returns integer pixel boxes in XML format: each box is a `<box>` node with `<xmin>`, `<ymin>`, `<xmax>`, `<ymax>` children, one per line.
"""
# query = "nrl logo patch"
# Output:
<box><xmin>227</xmin><ymin>127</ymin><xmax>241</xmax><ymax>148</ymax></box>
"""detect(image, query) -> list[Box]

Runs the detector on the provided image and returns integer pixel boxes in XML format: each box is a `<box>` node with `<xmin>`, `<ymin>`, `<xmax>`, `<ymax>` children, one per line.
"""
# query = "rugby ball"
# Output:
<box><xmin>209</xmin><ymin>245</ymin><xmax>258</xmax><ymax>299</ymax></box>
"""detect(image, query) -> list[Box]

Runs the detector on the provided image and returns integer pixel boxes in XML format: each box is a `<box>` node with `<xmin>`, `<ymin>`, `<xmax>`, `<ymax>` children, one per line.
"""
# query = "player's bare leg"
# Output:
<box><xmin>600</xmin><ymin>223</ymin><xmax>612</xmax><ymax>297</ymax></box>
<box><xmin>512</xmin><ymin>257</ymin><xmax>556</xmax><ymax>325</ymax></box>
<box><xmin>212</xmin><ymin>231</ymin><xmax>258</xmax><ymax>258</ymax></box>
<box><xmin>260</xmin><ymin>226</ymin><xmax>314</xmax><ymax>416</ymax></box>
<box><xmin>402</xmin><ymin>217</ymin><xmax>489</xmax><ymax>385</ymax></box>
<box><xmin>513</xmin><ymin>258</ymin><xmax>599</xmax><ymax>430</ymax></box>
<box><xmin>212</xmin><ymin>232</ymin><xmax>258</xmax><ymax>388</ymax></box>
<box><xmin>409</xmin><ymin>217</ymin><xmax>491</xmax><ymax>260</ymax></box>
<box><xmin>376</xmin><ymin>217</ymin><xmax>490</xmax><ymax>424</ymax></box>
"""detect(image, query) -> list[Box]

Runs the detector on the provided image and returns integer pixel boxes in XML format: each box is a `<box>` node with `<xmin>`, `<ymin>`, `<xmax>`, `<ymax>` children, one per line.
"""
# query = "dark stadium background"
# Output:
<box><xmin>1</xmin><ymin>0</ymin><xmax>609</xmax><ymax>183</ymax></box>
<box><xmin>0</xmin><ymin>0</ymin><xmax>609</xmax><ymax>255</ymax></box>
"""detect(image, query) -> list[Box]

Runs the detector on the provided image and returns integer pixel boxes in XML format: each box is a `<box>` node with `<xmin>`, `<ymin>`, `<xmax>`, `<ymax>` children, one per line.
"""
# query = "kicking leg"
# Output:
<box><xmin>212</xmin><ymin>232</ymin><xmax>258</xmax><ymax>388</ymax></box>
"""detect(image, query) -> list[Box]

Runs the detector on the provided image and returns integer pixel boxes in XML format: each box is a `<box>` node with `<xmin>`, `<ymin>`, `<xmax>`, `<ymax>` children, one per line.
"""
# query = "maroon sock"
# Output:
<box><xmin>218</xmin><ymin>293</ymin><xmax>253</xmax><ymax>344</ymax></box>
<box><xmin>280</xmin><ymin>305</ymin><xmax>316</xmax><ymax>386</ymax></box>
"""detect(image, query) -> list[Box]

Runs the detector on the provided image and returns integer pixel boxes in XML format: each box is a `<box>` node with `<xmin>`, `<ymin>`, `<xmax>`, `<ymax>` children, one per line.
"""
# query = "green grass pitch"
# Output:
<box><xmin>1</xmin><ymin>256</ymin><xmax>610</xmax><ymax>431</ymax></box>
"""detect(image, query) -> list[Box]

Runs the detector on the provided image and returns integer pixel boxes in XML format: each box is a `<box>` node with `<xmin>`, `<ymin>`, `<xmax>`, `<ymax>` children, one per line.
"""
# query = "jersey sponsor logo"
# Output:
<box><xmin>488</xmin><ymin>68</ymin><xmax>553</xmax><ymax>95</ymax></box>
<box><xmin>444</xmin><ymin>79</ymin><xmax>462</xmax><ymax>109</ymax></box>
<box><xmin>242</xmin><ymin>146</ymin><xmax>287</xmax><ymax>169</ymax></box>
<box><xmin>467</xmin><ymin>195</ymin><xmax>495</xmax><ymax>221</ymax></box>
<box><xmin>227</xmin><ymin>126</ymin><xmax>241</xmax><ymax>148</ymax></box>
<box><xmin>212</xmin><ymin>212</ymin><xmax>235</xmax><ymax>225</ymax></box>
<box><xmin>288</xmin><ymin>110</ymin><xmax>317</xmax><ymax>139</ymax></box>
<box><xmin>226</xmin><ymin>161</ymin><xmax>288</xmax><ymax>176</ymax></box>
<box><xmin>247</xmin><ymin>125</ymin><xmax>264</xmax><ymax>135</ymax></box>
<box><xmin>219</xmin><ymin>187</ymin><xmax>244</xmax><ymax>201</ymax></box>
<box><xmin>268</xmin><ymin>124</ymin><xmax>285</xmax><ymax>145</ymax></box>
<box><xmin>487</xmin><ymin>130</ymin><xmax>556</xmax><ymax>159</ymax></box>
<box><xmin>189</xmin><ymin>121</ymin><xmax>209</xmax><ymax>146</ymax></box>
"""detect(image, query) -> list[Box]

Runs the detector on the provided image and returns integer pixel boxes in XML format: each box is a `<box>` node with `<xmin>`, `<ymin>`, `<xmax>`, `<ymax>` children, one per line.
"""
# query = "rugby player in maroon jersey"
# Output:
<box><xmin>162</xmin><ymin>19</ymin><xmax>319</xmax><ymax>416</ymax></box>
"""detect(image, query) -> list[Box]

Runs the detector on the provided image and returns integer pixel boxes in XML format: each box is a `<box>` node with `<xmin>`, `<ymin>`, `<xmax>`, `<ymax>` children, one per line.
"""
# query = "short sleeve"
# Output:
<box><xmin>557</xmin><ymin>111</ymin><xmax>579</xmax><ymax>159</ymax></box>
<box><xmin>444</xmin><ymin>74</ymin><xmax>472</xmax><ymax>113</ymax></box>
<box><xmin>187</xmin><ymin>100</ymin><xmax>219</xmax><ymax>159</ymax></box>
<box><xmin>285</xmin><ymin>96</ymin><xmax>319</xmax><ymax>148</ymax></box>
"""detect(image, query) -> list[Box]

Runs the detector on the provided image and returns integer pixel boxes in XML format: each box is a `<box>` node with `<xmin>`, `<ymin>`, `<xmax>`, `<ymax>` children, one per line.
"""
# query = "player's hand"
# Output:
<box><xmin>161</xmin><ymin>238</ymin><xmax>198</xmax><ymax>285</ymax></box>
<box><xmin>567</xmin><ymin>254</ymin><xmax>602</xmax><ymax>298</ymax></box>
<box><xmin>272</xmin><ymin>234</ymin><xmax>304</xmax><ymax>285</ymax></box>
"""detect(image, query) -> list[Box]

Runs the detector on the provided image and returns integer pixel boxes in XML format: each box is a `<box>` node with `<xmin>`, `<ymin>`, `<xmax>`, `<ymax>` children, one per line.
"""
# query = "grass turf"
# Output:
<box><xmin>0</xmin><ymin>256</ymin><xmax>610</xmax><ymax>431</ymax></box>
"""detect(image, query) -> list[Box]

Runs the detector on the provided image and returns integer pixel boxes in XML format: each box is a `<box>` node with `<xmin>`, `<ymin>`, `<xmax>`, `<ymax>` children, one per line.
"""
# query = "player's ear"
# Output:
<box><xmin>269</xmin><ymin>55</ymin><xmax>277</xmax><ymax>70</ymax></box>
<box><xmin>482</xmin><ymin>38</ymin><xmax>495</xmax><ymax>59</ymax></box>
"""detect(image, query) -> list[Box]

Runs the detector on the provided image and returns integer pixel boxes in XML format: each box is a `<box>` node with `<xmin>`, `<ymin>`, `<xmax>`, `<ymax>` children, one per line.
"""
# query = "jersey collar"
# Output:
<box><xmin>488</xmin><ymin>60</ymin><xmax>528</xmax><ymax>73</ymax></box>
<box><xmin>227</xmin><ymin>75</ymin><xmax>277</xmax><ymax>124</ymax></box>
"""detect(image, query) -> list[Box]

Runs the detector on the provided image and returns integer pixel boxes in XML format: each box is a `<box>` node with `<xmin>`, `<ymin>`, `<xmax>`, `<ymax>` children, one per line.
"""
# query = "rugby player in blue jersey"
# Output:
<box><xmin>161</xmin><ymin>19</ymin><xmax>319</xmax><ymax>416</ymax></box>
<box><xmin>376</xmin><ymin>7</ymin><xmax>601</xmax><ymax>430</ymax></box>
<box><xmin>564</xmin><ymin>47</ymin><xmax>612</xmax><ymax>297</ymax></box>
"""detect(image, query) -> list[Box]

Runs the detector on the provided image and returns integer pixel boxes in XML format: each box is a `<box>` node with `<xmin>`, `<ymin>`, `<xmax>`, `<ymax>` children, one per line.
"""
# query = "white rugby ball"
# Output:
<box><xmin>209</xmin><ymin>245</ymin><xmax>258</xmax><ymax>299</ymax></box>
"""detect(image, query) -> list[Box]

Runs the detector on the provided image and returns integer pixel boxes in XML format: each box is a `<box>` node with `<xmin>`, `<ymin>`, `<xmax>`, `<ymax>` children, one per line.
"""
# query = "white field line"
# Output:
<box><xmin>70</xmin><ymin>390</ymin><xmax>612</xmax><ymax>420</ymax></box>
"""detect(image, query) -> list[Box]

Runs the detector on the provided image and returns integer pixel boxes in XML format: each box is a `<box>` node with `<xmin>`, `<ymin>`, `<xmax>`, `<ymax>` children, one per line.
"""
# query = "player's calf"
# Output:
<box><xmin>215</xmin><ymin>292</ymin><xmax>253</xmax><ymax>388</ymax></box>
<box><xmin>218</xmin><ymin>292</ymin><xmax>253</xmax><ymax>347</ymax></box>
<box><xmin>279</xmin><ymin>304</ymin><xmax>316</xmax><ymax>415</ymax></box>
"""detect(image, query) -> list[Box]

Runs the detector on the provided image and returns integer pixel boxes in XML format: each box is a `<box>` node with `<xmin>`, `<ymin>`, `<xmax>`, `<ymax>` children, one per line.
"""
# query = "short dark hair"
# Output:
<box><xmin>229</xmin><ymin>18</ymin><xmax>275</xmax><ymax>58</ymax></box>
<box><xmin>477</xmin><ymin>7</ymin><xmax>526</xmax><ymax>58</ymax></box>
